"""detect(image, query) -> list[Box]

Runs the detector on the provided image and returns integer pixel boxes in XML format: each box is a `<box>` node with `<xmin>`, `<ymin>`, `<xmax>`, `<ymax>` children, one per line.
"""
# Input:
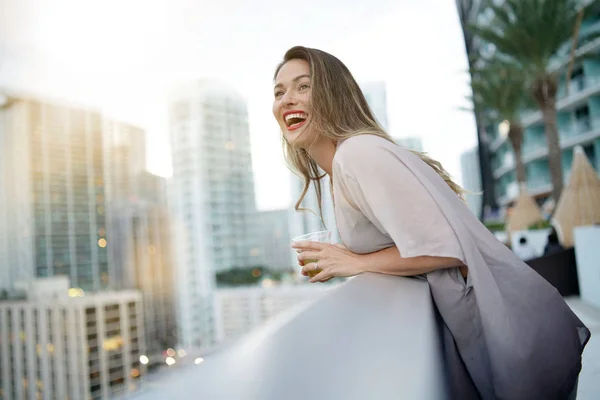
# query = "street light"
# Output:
<box><xmin>139</xmin><ymin>355</ymin><xmax>149</xmax><ymax>365</ymax></box>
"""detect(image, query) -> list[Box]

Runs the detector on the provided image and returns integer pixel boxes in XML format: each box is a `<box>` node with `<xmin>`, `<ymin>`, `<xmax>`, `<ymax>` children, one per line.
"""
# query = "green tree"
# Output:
<box><xmin>471</xmin><ymin>0</ymin><xmax>592</xmax><ymax>202</ymax></box>
<box><xmin>470</xmin><ymin>58</ymin><xmax>533</xmax><ymax>188</ymax></box>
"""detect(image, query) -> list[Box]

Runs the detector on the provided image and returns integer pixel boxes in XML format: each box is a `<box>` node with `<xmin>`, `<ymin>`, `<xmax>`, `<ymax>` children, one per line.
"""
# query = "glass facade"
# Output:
<box><xmin>16</xmin><ymin>100</ymin><xmax>120</xmax><ymax>291</ymax></box>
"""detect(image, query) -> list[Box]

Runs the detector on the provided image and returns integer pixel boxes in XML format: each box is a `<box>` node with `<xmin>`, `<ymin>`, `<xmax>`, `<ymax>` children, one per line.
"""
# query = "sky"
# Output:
<box><xmin>0</xmin><ymin>0</ymin><xmax>478</xmax><ymax>210</ymax></box>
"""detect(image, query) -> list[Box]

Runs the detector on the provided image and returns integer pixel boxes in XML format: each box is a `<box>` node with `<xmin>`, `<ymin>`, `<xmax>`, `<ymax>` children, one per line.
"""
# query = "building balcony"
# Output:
<box><xmin>521</xmin><ymin>76</ymin><xmax>600</xmax><ymax>128</ymax></box>
<box><xmin>523</xmin><ymin>121</ymin><xmax>600</xmax><ymax>164</ymax></box>
<box><xmin>528</xmin><ymin>178</ymin><xmax>552</xmax><ymax>196</ymax></box>
<box><xmin>490</xmin><ymin>74</ymin><xmax>600</xmax><ymax>152</ymax></box>
<box><xmin>493</xmin><ymin>118</ymin><xmax>600</xmax><ymax>180</ymax></box>
<box><xmin>497</xmin><ymin>178</ymin><xmax>552</xmax><ymax>206</ymax></box>
<box><xmin>489</xmin><ymin>134</ymin><xmax>506</xmax><ymax>153</ymax></box>
<box><xmin>492</xmin><ymin>158</ymin><xmax>515</xmax><ymax>180</ymax></box>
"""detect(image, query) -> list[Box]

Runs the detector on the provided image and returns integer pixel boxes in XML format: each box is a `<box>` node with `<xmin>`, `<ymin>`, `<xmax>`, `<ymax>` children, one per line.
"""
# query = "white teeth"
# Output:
<box><xmin>284</xmin><ymin>113</ymin><xmax>307</xmax><ymax>122</ymax></box>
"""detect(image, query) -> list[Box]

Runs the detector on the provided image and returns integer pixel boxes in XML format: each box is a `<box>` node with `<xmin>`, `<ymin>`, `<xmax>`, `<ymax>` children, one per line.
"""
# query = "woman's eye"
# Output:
<box><xmin>274</xmin><ymin>91</ymin><xmax>283</xmax><ymax>98</ymax></box>
<box><xmin>299</xmin><ymin>84</ymin><xmax>310</xmax><ymax>90</ymax></box>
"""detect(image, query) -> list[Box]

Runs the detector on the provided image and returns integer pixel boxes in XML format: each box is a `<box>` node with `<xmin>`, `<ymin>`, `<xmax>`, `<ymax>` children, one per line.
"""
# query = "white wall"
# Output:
<box><xmin>574</xmin><ymin>226</ymin><xmax>600</xmax><ymax>309</ymax></box>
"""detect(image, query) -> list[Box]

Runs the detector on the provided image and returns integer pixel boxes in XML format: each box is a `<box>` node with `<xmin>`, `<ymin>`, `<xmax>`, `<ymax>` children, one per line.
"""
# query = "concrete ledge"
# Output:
<box><xmin>134</xmin><ymin>273</ymin><xmax>447</xmax><ymax>400</ymax></box>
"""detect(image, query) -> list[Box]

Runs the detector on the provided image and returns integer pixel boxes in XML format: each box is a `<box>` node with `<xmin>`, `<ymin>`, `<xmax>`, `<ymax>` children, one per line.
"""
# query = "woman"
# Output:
<box><xmin>273</xmin><ymin>46</ymin><xmax>589</xmax><ymax>399</ymax></box>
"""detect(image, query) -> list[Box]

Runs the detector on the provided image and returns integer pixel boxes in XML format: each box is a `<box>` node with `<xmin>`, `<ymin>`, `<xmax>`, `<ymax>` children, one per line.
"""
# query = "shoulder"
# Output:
<box><xmin>333</xmin><ymin>134</ymin><xmax>412</xmax><ymax>176</ymax></box>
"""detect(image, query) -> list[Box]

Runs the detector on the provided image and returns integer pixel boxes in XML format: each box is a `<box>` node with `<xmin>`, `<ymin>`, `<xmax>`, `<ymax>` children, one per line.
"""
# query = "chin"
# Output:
<box><xmin>284</xmin><ymin>127</ymin><xmax>314</xmax><ymax>149</ymax></box>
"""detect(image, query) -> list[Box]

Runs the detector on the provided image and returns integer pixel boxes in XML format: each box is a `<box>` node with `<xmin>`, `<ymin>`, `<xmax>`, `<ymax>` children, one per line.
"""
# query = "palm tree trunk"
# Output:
<box><xmin>508</xmin><ymin>123</ymin><xmax>526</xmax><ymax>186</ymax></box>
<box><xmin>543</xmin><ymin>104</ymin><xmax>564</xmax><ymax>202</ymax></box>
<box><xmin>474</xmin><ymin>112</ymin><xmax>498</xmax><ymax>218</ymax></box>
<box><xmin>532</xmin><ymin>76</ymin><xmax>563</xmax><ymax>202</ymax></box>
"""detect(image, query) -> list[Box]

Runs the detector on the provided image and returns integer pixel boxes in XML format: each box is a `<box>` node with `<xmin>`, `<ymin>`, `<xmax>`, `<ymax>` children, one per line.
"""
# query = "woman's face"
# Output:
<box><xmin>273</xmin><ymin>59</ymin><xmax>316</xmax><ymax>147</ymax></box>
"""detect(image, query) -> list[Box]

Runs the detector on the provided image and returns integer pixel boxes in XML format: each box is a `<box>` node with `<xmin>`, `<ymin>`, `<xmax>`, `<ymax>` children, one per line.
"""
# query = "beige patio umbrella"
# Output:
<box><xmin>552</xmin><ymin>146</ymin><xmax>600</xmax><ymax>247</ymax></box>
<box><xmin>506</xmin><ymin>183</ymin><xmax>545</xmax><ymax>233</ymax></box>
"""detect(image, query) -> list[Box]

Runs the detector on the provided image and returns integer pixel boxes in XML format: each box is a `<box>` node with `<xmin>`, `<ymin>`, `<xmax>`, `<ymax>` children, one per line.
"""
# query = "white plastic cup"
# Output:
<box><xmin>291</xmin><ymin>230</ymin><xmax>332</xmax><ymax>278</ymax></box>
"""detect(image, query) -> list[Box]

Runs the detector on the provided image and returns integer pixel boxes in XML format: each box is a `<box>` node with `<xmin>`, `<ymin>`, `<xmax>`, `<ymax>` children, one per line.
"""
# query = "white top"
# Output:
<box><xmin>332</xmin><ymin>134</ymin><xmax>465</xmax><ymax>263</ymax></box>
<box><xmin>330</xmin><ymin>134</ymin><xmax>588</xmax><ymax>399</ymax></box>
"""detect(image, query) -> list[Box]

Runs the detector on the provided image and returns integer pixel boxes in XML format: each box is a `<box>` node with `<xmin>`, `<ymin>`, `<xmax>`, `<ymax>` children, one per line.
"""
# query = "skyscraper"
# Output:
<box><xmin>360</xmin><ymin>81</ymin><xmax>389</xmax><ymax>131</ymax></box>
<box><xmin>0</xmin><ymin>93</ymin><xmax>113</xmax><ymax>291</ymax></box>
<box><xmin>168</xmin><ymin>80</ymin><xmax>259</xmax><ymax>349</ymax></box>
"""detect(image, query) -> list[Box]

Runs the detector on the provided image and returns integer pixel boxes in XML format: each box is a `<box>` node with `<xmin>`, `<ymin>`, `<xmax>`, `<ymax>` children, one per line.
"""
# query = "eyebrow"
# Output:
<box><xmin>274</xmin><ymin>74</ymin><xmax>311</xmax><ymax>90</ymax></box>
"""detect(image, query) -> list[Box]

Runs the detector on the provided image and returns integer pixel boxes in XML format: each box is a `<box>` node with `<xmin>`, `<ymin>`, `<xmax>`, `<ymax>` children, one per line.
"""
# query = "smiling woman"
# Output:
<box><xmin>272</xmin><ymin>45</ymin><xmax>589</xmax><ymax>400</ymax></box>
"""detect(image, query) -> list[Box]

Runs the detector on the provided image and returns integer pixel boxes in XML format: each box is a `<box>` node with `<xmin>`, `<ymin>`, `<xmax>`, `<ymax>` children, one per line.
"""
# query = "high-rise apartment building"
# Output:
<box><xmin>168</xmin><ymin>81</ymin><xmax>259</xmax><ymax>349</ymax></box>
<box><xmin>0</xmin><ymin>277</ymin><xmax>144</xmax><ymax>400</ymax></box>
<box><xmin>462</xmin><ymin>1</ymin><xmax>600</xmax><ymax>207</ymax></box>
<box><xmin>0</xmin><ymin>94</ymin><xmax>112</xmax><ymax>291</ymax></box>
<box><xmin>0</xmin><ymin>92</ymin><xmax>152</xmax><ymax>292</ymax></box>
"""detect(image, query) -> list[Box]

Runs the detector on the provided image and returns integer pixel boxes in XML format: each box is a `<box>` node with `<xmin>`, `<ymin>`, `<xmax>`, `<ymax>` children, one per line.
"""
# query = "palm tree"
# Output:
<box><xmin>470</xmin><ymin>59</ymin><xmax>532</xmax><ymax>188</ymax></box>
<box><xmin>471</xmin><ymin>0</ymin><xmax>584</xmax><ymax>202</ymax></box>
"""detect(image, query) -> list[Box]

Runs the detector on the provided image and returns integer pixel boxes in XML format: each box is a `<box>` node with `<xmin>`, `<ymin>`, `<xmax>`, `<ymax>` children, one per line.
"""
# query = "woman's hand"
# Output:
<box><xmin>292</xmin><ymin>241</ymin><xmax>365</xmax><ymax>283</ymax></box>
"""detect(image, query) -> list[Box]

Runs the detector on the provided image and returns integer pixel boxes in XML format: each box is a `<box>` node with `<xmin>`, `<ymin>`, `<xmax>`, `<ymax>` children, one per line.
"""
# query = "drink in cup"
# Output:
<box><xmin>291</xmin><ymin>230</ymin><xmax>332</xmax><ymax>278</ymax></box>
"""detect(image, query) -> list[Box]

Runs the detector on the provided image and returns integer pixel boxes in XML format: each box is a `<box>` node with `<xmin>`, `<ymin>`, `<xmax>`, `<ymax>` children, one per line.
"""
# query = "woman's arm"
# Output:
<box><xmin>358</xmin><ymin>246</ymin><xmax>467</xmax><ymax>278</ymax></box>
<box><xmin>294</xmin><ymin>242</ymin><xmax>467</xmax><ymax>282</ymax></box>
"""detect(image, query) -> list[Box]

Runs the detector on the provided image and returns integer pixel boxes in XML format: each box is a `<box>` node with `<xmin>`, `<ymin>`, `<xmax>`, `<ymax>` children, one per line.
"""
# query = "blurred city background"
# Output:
<box><xmin>1</xmin><ymin>0</ymin><xmax>600</xmax><ymax>399</ymax></box>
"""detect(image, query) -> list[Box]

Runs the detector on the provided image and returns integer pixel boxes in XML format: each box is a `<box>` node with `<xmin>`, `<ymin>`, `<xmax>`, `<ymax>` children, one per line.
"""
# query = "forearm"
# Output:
<box><xmin>357</xmin><ymin>246</ymin><xmax>466</xmax><ymax>277</ymax></box>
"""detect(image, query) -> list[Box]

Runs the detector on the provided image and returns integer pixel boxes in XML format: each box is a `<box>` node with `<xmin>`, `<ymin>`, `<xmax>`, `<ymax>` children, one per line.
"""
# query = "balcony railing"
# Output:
<box><xmin>513</xmin><ymin>77</ymin><xmax>600</xmax><ymax>130</ymax></box>
<box><xmin>493</xmin><ymin>153</ymin><xmax>515</xmax><ymax>179</ymax></box>
<box><xmin>131</xmin><ymin>274</ymin><xmax>448</xmax><ymax>399</ymax></box>
<box><xmin>491</xmin><ymin>118</ymin><xmax>600</xmax><ymax>169</ymax></box>
<box><xmin>528</xmin><ymin>178</ymin><xmax>552</xmax><ymax>192</ymax></box>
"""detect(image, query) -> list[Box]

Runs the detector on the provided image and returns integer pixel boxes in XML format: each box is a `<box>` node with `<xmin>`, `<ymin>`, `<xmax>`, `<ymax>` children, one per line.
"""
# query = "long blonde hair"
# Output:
<box><xmin>274</xmin><ymin>46</ymin><xmax>465</xmax><ymax>223</ymax></box>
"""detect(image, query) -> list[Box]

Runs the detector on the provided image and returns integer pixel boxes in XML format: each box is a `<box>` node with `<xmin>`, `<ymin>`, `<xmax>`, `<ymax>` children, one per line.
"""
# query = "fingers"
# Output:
<box><xmin>297</xmin><ymin>251</ymin><xmax>320</xmax><ymax>263</ymax></box>
<box><xmin>309</xmin><ymin>269</ymin><xmax>331</xmax><ymax>283</ymax></box>
<box><xmin>301</xmin><ymin>262</ymin><xmax>321</xmax><ymax>276</ymax></box>
<box><xmin>291</xmin><ymin>241</ymin><xmax>325</xmax><ymax>252</ymax></box>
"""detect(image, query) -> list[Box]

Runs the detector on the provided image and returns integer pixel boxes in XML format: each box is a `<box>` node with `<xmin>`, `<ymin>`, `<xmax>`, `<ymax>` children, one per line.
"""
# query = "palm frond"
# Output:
<box><xmin>470</xmin><ymin>0</ymin><xmax>582</xmax><ymax>75</ymax></box>
<box><xmin>469</xmin><ymin>56</ymin><xmax>534</xmax><ymax>122</ymax></box>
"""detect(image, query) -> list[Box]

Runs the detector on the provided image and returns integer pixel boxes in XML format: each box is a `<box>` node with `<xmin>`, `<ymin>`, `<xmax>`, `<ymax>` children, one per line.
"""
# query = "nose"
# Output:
<box><xmin>280</xmin><ymin>90</ymin><xmax>298</xmax><ymax>107</ymax></box>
